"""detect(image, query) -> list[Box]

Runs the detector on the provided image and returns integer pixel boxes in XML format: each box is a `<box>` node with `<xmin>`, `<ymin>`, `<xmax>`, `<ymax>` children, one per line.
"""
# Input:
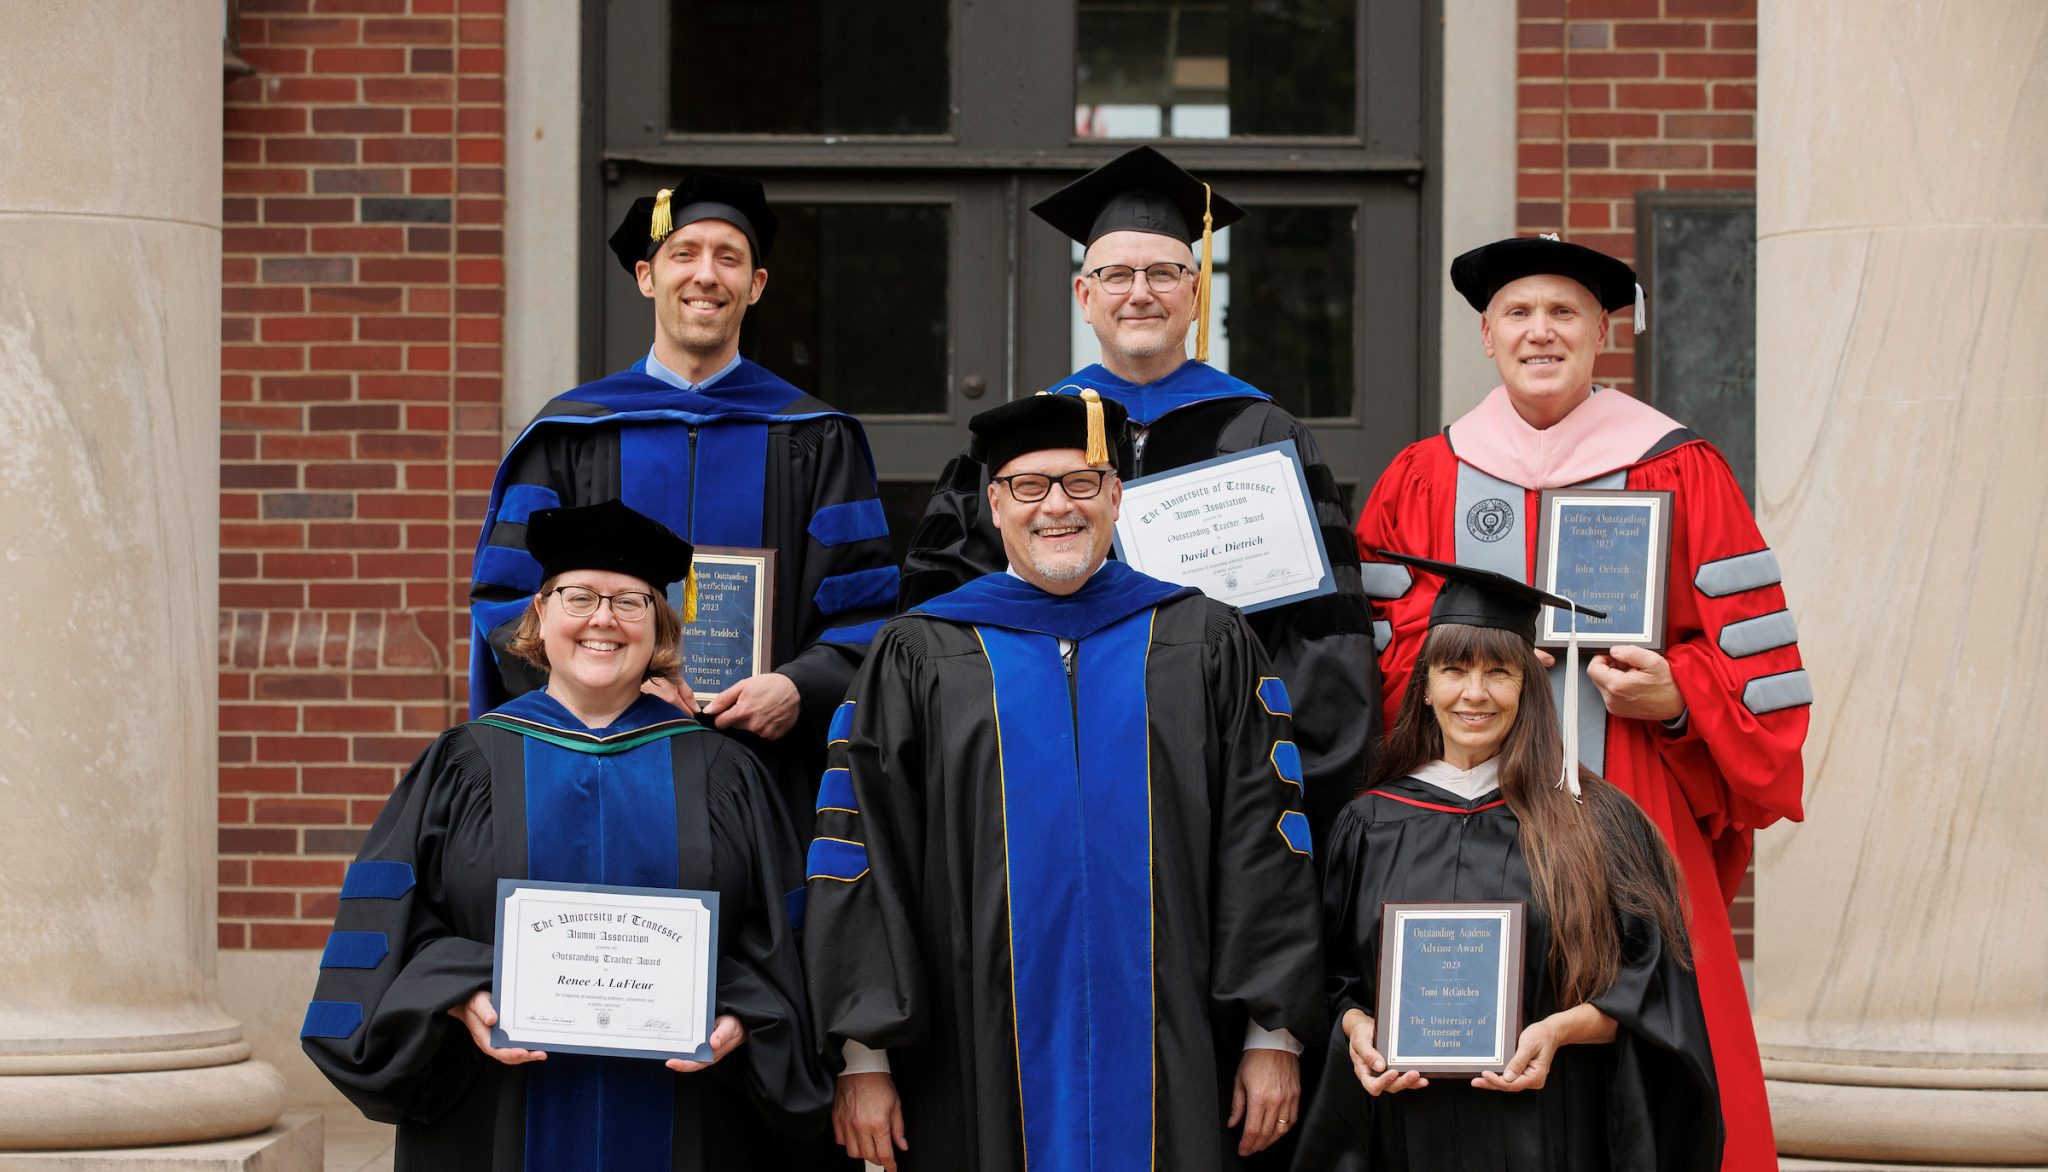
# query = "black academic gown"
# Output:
<box><xmin>897</xmin><ymin>365</ymin><xmax>1380</xmax><ymax>848</ymax></box>
<box><xmin>301</xmin><ymin>694</ymin><xmax>838</xmax><ymax>1171</ymax></box>
<box><xmin>804</xmin><ymin>565</ymin><xmax>1325</xmax><ymax>1172</ymax></box>
<box><xmin>469</xmin><ymin>361</ymin><xmax>897</xmax><ymax>838</ymax></box>
<box><xmin>1293</xmin><ymin>777</ymin><xmax>1723</xmax><ymax>1172</ymax></box>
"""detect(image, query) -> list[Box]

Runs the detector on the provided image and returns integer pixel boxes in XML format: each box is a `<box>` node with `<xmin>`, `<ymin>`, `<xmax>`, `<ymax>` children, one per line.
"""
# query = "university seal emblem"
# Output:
<box><xmin>1465</xmin><ymin>498</ymin><xmax>1513</xmax><ymax>543</ymax></box>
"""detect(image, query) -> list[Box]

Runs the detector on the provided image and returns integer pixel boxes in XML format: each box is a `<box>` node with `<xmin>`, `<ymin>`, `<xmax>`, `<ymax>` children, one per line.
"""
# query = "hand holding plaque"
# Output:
<box><xmin>669</xmin><ymin>547</ymin><xmax>777</xmax><ymax>704</ymax></box>
<box><xmin>1374</xmin><ymin>901</ymin><xmax>1526</xmax><ymax>1074</ymax></box>
<box><xmin>491</xmin><ymin>879</ymin><xmax>720</xmax><ymax>1062</ymax></box>
<box><xmin>1533</xmin><ymin>489</ymin><xmax>1674</xmax><ymax>650</ymax></box>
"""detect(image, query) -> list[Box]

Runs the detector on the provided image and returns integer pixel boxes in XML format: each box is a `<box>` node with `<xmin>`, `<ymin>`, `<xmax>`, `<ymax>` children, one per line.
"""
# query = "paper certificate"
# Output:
<box><xmin>1532</xmin><ymin>489</ymin><xmax>1673</xmax><ymax>650</ymax></box>
<box><xmin>1112</xmin><ymin>441</ymin><xmax>1335</xmax><ymax>614</ymax></box>
<box><xmin>1375</xmin><ymin>901</ymin><xmax>1526</xmax><ymax>1073</ymax></box>
<box><xmin>491</xmin><ymin>879</ymin><xmax>720</xmax><ymax>1061</ymax></box>
<box><xmin>671</xmin><ymin>546</ymin><xmax>777</xmax><ymax>703</ymax></box>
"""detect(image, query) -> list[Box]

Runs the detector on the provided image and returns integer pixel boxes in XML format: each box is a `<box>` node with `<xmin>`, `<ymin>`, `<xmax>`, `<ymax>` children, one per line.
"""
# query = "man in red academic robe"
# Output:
<box><xmin>1355</xmin><ymin>235</ymin><xmax>1809</xmax><ymax>1172</ymax></box>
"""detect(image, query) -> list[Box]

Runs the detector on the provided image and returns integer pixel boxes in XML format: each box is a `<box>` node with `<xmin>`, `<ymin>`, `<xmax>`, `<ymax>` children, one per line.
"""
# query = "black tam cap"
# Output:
<box><xmin>527</xmin><ymin>500</ymin><xmax>694</xmax><ymax>591</ymax></box>
<box><xmin>1030</xmin><ymin>145</ymin><xmax>1247</xmax><ymax>247</ymax></box>
<box><xmin>970</xmin><ymin>390</ymin><xmax>1131</xmax><ymax>476</ymax></box>
<box><xmin>1375</xmin><ymin>549</ymin><xmax>1605</xmax><ymax>646</ymax></box>
<box><xmin>608</xmin><ymin>172</ymin><xmax>779</xmax><ymax>274</ymax></box>
<box><xmin>1450</xmin><ymin>235</ymin><xmax>1638</xmax><ymax>314</ymax></box>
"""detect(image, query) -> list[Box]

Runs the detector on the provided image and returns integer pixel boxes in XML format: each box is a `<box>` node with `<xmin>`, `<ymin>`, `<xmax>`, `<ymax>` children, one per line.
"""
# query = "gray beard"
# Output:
<box><xmin>1026</xmin><ymin>513</ymin><xmax>1098</xmax><ymax>582</ymax></box>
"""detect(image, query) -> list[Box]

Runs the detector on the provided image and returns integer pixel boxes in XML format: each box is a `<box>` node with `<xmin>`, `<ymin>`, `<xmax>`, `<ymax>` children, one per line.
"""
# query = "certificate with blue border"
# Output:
<box><xmin>670</xmin><ymin>546</ymin><xmax>777</xmax><ymax>703</ymax></box>
<box><xmin>1533</xmin><ymin>488</ymin><xmax>1673</xmax><ymax>650</ymax></box>
<box><xmin>491</xmin><ymin>878</ymin><xmax>720</xmax><ymax>1061</ymax></box>
<box><xmin>1112</xmin><ymin>440</ymin><xmax>1336</xmax><ymax>614</ymax></box>
<box><xmin>1376</xmin><ymin>901</ymin><xmax>1525</xmax><ymax>1074</ymax></box>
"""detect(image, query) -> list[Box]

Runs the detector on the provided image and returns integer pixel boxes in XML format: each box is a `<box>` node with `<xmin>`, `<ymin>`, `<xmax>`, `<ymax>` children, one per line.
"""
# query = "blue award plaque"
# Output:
<box><xmin>1375</xmin><ymin>901</ymin><xmax>1525</xmax><ymax>1073</ymax></box>
<box><xmin>1533</xmin><ymin>489</ymin><xmax>1673</xmax><ymax>650</ymax></box>
<box><xmin>668</xmin><ymin>546</ymin><xmax>776</xmax><ymax>702</ymax></box>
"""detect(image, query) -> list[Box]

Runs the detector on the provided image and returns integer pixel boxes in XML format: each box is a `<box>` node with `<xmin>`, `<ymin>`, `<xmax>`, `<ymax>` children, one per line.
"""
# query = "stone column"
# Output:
<box><xmin>1754</xmin><ymin>3</ymin><xmax>2048</xmax><ymax>1167</ymax></box>
<box><xmin>0</xmin><ymin>1</ymin><xmax>289</xmax><ymax>1150</ymax></box>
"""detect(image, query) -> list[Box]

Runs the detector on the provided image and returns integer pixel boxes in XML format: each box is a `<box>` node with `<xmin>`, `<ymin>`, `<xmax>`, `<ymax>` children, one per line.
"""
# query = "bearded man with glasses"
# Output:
<box><xmin>899</xmin><ymin>146</ymin><xmax>1379</xmax><ymax>862</ymax></box>
<box><xmin>808</xmin><ymin>391</ymin><xmax>1321</xmax><ymax>1172</ymax></box>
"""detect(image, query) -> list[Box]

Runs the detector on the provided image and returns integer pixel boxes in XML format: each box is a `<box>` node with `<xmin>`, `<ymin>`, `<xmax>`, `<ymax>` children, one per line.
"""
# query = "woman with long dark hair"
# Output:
<box><xmin>1294</xmin><ymin>553</ymin><xmax>1721</xmax><ymax>1171</ymax></box>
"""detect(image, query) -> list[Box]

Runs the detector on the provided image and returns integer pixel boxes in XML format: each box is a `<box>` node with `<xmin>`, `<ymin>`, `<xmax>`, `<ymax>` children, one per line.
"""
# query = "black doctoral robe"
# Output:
<box><xmin>301</xmin><ymin>693</ymin><xmax>839</xmax><ymax>1171</ymax></box>
<box><xmin>804</xmin><ymin>564</ymin><xmax>1325</xmax><ymax>1172</ymax></box>
<box><xmin>469</xmin><ymin>360</ymin><xmax>897</xmax><ymax>837</ymax></box>
<box><xmin>897</xmin><ymin>362</ymin><xmax>1380</xmax><ymax>848</ymax></box>
<box><xmin>1293</xmin><ymin>776</ymin><xmax>1724</xmax><ymax>1172</ymax></box>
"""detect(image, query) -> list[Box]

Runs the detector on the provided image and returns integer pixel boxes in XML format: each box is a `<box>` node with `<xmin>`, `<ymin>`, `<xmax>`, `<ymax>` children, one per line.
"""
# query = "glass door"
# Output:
<box><xmin>589</xmin><ymin>0</ymin><xmax>1430</xmax><ymax>532</ymax></box>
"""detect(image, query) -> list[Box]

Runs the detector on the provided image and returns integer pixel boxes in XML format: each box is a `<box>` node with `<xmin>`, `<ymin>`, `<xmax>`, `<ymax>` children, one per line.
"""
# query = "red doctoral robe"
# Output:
<box><xmin>1355</xmin><ymin>385</ymin><xmax>1809</xmax><ymax>1172</ymax></box>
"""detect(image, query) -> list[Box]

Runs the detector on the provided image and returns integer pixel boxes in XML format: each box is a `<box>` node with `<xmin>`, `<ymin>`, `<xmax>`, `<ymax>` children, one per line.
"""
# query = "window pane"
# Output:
<box><xmin>1075</xmin><ymin>0</ymin><xmax>1355</xmax><ymax>139</ymax></box>
<box><xmin>1068</xmin><ymin>205</ymin><xmax>1354</xmax><ymax>419</ymax></box>
<box><xmin>671</xmin><ymin>0</ymin><xmax>949</xmax><ymax>135</ymax></box>
<box><xmin>741</xmin><ymin>204</ymin><xmax>949</xmax><ymax>417</ymax></box>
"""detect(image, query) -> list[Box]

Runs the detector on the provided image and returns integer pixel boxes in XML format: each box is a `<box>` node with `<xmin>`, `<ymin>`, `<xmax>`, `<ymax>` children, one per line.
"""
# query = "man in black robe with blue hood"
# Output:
<box><xmin>805</xmin><ymin>391</ymin><xmax>1324</xmax><ymax>1170</ymax></box>
<box><xmin>897</xmin><ymin>146</ymin><xmax>1379</xmax><ymax>847</ymax></box>
<box><xmin>468</xmin><ymin>173</ymin><xmax>895</xmax><ymax>834</ymax></box>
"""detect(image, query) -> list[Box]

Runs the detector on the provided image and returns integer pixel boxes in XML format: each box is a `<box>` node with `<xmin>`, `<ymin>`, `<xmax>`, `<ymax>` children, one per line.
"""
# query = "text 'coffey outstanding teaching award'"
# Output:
<box><xmin>670</xmin><ymin>546</ymin><xmax>777</xmax><ymax>703</ymax></box>
<box><xmin>492</xmin><ymin>879</ymin><xmax>720</xmax><ymax>1061</ymax></box>
<box><xmin>1112</xmin><ymin>440</ymin><xmax>1335</xmax><ymax>613</ymax></box>
<box><xmin>1376</xmin><ymin>901</ymin><xmax>1526</xmax><ymax>1073</ymax></box>
<box><xmin>1532</xmin><ymin>488</ymin><xmax>1673</xmax><ymax>650</ymax></box>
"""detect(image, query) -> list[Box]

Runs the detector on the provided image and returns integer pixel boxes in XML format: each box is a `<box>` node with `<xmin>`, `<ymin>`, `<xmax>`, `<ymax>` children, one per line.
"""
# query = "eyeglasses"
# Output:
<box><xmin>1083</xmin><ymin>262</ymin><xmax>1192</xmax><ymax>294</ymax></box>
<box><xmin>991</xmin><ymin>468</ymin><xmax>1111</xmax><ymax>503</ymax></box>
<box><xmin>548</xmin><ymin>586</ymin><xmax>655</xmax><ymax>621</ymax></box>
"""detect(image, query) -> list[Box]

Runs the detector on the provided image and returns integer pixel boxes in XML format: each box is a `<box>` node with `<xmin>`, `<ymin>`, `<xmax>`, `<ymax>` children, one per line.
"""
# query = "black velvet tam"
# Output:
<box><xmin>1450</xmin><ymin>235</ymin><xmax>1638</xmax><ymax>314</ymax></box>
<box><xmin>526</xmin><ymin>499</ymin><xmax>693</xmax><ymax>590</ymax></box>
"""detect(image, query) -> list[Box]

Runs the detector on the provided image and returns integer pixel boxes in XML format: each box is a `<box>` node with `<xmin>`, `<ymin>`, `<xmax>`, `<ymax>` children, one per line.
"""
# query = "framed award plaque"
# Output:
<box><xmin>1375</xmin><ymin>901</ymin><xmax>1526</xmax><ymax>1074</ymax></box>
<box><xmin>670</xmin><ymin>546</ymin><xmax>777</xmax><ymax>703</ymax></box>
<box><xmin>1532</xmin><ymin>488</ymin><xmax>1674</xmax><ymax>650</ymax></box>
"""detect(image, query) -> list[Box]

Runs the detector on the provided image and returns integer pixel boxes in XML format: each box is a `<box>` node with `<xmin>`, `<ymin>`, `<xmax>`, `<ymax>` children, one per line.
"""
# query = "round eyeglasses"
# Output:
<box><xmin>548</xmin><ymin>586</ymin><xmax>655</xmax><ymax>621</ymax></box>
<box><xmin>1083</xmin><ymin>262</ymin><xmax>1193</xmax><ymax>294</ymax></box>
<box><xmin>991</xmin><ymin>468</ymin><xmax>1111</xmax><ymax>503</ymax></box>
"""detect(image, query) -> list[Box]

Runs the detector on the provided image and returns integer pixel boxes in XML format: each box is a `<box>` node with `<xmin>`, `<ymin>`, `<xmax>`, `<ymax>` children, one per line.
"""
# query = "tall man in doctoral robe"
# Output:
<box><xmin>469</xmin><ymin>174</ymin><xmax>896</xmax><ymax>833</ymax></box>
<box><xmin>1354</xmin><ymin>234</ymin><xmax>1811</xmax><ymax>1172</ymax></box>
<box><xmin>897</xmin><ymin>146</ymin><xmax>1379</xmax><ymax>843</ymax></box>
<box><xmin>806</xmin><ymin>391</ymin><xmax>1324</xmax><ymax>1171</ymax></box>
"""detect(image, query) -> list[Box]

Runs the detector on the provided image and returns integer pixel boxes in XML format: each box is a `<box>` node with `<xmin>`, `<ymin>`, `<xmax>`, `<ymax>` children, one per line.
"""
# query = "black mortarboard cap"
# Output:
<box><xmin>608</xmin><ymin>172</ymin><xmax>780</xmax><ymax>274</ymax></box>
<box><xmin>1450</xmin><ymin>235</ymin><xmax>1638</xmax><ymax>314</ymax></box>
<box><xmin>970</xmin><ymin>390</ymin><xmax>1131</xmax><ymax>476</ymax></box>
<box><xmin>1375</xmin><ymin>549</ymin><xmax>1605</xmax><ymax>646</ymax></box>
<box><xmin>1029</xmin><ymin>145</ymin><xmax>1247</xmax><ymax>247</ymax></box>
<box><xmin>527</xmin><ymin>499</ymin><xmax>694</xmax><ymax>591</ymax></box>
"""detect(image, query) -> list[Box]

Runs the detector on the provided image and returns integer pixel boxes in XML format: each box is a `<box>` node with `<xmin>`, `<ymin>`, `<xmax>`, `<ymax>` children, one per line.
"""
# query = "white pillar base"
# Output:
<box><xmin>0</xmin><ymin>1113</ymin><xmax>319</xmax><ymax>1171</ymax></box>
<box><xmin>0</xmin><ymin>1061</ymin><xmax>289</xmax><ymax>1152</ymax></box>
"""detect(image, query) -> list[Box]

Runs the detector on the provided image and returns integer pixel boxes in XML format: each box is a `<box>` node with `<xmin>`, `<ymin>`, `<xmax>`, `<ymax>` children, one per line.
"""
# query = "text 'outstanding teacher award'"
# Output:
<box><xmin>492</xmin><ymin>879</ymin><xmax>720</xmax><ymax>1061</ymax></box>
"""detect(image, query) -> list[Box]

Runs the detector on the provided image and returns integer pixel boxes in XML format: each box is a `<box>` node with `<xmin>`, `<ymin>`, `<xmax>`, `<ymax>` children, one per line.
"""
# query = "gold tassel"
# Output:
<box><xmin>1081</xmin><ymin>388</ymin><xmax>1109</xmax><ymax>467</ymax></box>
<box><xmin>682</xmin><ymin>567</ymin><xmax>698</xmax><ymax>623</ymax></box>
<box><xmin>1194</xmin><ymin>182</ymin><xmax>1215</xmax><ymax>364</ymax></box>
<box><xmin>650</xmin><ymin>187</ymin><xmax>675</xmax><ymax>242</ymax></box>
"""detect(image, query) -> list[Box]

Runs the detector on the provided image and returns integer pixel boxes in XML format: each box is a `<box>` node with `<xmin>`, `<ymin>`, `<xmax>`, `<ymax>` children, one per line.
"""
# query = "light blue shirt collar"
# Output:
<box><xmin>643</xmin><ymin>347</ymin><xmax>741</xmax><ymax>393</ymax></box>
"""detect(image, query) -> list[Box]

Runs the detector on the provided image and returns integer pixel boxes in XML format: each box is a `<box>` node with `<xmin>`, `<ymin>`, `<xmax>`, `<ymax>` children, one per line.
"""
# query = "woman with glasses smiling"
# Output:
<box><xmin>302</xmin><ymin>499</ymin><xmax>837</xmax><ymax>1171</ymax></box>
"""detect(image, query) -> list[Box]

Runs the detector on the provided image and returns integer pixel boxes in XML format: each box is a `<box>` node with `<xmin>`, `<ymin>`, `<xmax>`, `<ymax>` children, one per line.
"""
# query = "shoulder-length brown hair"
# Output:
<box><xmin>1367</xmin><ymin>622</ymin><xmax>1692</xmax><ymax>1006</ymax></box>
<box><xmin>505</xmin><ymin>573</ymin><xmax>684</xmax><ymax>683</ymax></box>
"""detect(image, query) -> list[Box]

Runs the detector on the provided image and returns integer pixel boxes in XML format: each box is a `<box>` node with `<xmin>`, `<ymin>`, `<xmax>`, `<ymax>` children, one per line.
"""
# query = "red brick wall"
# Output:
<box><xmin>1515</xmin><ymin>0</ymin><xmax>1756</xmax><ymax>398</ymax></box>
<box><xmin>218</xmin><ymin>0</ymin><xmax>504</xmax><ymax>949</ymax></box>
<box><xmin>1515</xmin><ymin>0</ymin><xmax>1759</xmax><ymax>961</ymax></box>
